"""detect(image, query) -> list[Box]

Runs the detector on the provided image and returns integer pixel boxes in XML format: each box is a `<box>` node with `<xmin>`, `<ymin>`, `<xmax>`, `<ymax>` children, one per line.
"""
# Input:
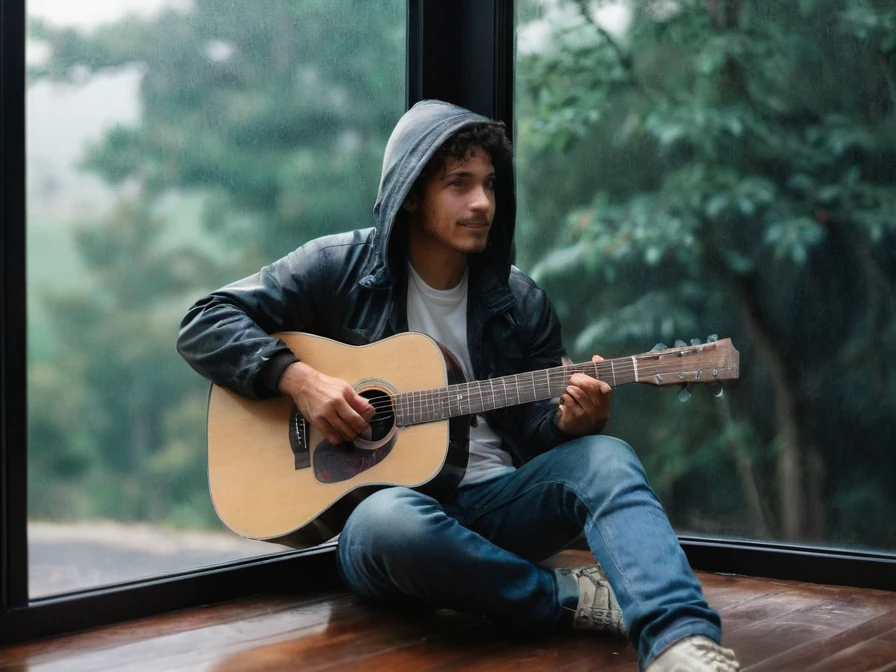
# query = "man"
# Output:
<box><xmin>177</xmin><ymin>100</ymin><xmax>740</xmax><ymax>671</ymax></box>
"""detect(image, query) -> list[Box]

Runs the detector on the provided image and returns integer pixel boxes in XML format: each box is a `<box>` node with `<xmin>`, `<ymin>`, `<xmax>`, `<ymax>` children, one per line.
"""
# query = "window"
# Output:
<box><xmin>515</xmin><ymin>0</ymin><xmax>896</xmax><ymax>553</ymax></box>
<box><xmin>25</xmin><ymin>0</ymin><xmax>406</xmax><ymax>598</ymax></box>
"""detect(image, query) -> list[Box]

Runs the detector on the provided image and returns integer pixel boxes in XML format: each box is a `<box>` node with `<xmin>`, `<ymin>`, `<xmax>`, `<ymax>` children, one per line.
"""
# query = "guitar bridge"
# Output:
<box><xmin>288</xmin><ymin>407</ymin><xmax>311</xmax><ymax>470</ymax></box>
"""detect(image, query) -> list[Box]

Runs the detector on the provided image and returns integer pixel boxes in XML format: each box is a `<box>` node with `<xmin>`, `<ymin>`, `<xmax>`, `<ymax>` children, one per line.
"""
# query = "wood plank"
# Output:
<box><xmin>807</xmin><ymin>636</ymin><xmax>896</xmax><ymax>672</ymax></box>
<box><xmin>740</xmin><ymin>607</ymin><xmax>896</xmax><ymax>671</ymax></box>
<box><xmin>2</xmin><ymin>594</ymin><xmax>354</xmax><ymax>671</ymax></box>
<box><xmin>211</xmin><ymin>604</ymin><xmax>486</xmax><ymax>672</ymax></box>
<box><xmin>0</xmin><ymin>595</ymin><xmax>323</xmax><ymax>665</ymax></box>
<box><xmin>2</xmin><ymin>554</ymin><xmax>895</xmax><ymax>672</ymax></box>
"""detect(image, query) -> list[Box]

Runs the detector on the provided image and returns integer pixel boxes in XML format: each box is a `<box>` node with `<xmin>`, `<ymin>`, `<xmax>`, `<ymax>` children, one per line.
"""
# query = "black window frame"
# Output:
<box><xmin>1</xmin><ymin>0</ymin><xmax>893</xmax><ymax>648</ymax></box>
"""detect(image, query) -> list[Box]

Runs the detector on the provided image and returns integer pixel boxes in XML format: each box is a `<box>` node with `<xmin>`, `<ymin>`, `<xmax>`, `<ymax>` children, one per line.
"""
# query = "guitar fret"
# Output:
<box><xmin>390</xmin><ymin>339</ymin><xmax>735</xmax><ymax>427</ymax></box>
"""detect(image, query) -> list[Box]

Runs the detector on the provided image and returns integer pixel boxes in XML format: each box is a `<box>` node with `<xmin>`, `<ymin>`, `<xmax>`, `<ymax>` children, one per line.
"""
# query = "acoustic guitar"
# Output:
<box><xmin>206</xmin><ymin>331</ymin><xmax>739</xmax><ymax>548</ymax></box>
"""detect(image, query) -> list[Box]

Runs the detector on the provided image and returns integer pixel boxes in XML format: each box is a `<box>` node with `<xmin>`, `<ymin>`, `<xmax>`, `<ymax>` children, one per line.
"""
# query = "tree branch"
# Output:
<box><xmin>572</xmin><ymin>0</ymin><xmax>643</xmax><ymax>93</ymax></box>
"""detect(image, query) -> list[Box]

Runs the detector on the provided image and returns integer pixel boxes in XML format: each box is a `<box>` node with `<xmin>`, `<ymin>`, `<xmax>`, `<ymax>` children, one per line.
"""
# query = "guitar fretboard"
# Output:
<box><xmin>394</xmin><ymin>359</ymin><xmax>639</xmax><ymax>427</ymax></box>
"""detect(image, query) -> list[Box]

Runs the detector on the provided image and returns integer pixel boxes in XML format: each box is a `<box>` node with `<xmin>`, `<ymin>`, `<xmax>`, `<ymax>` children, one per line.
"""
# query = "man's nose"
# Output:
<box><xmin>469</xmin><ymin>185</ymin><xmax>492</xmax><ymax>211</ymax></box>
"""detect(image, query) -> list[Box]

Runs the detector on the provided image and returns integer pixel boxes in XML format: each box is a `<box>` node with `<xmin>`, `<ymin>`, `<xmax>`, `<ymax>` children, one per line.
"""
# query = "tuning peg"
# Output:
<box><xmin>690</xmin><ymin>338</ymin><xmax>702</xmax><ymax>346</ymax></box>
<box><xmin>709</xmin><ymin>382</ymin><xmax>724</xmax><ymax>398</ymax></box>
<box><xmin>678</xmin><ymin>384</ymin><xmax>691</xmax><ymax>402</ymax></box>
<box><xmin>706</xmin><ymin>333</ymin><xmax>718</xmax><ymax>343</ymax></box>
<box><xmin>674</xmin><ymin>339</ymin><xmax>687</xmax><ymax>347</ymax></box>
<box><xmin>652</xmin><ymin>343</ymin><xmax>667</xmax><ymax>351</ymax></box>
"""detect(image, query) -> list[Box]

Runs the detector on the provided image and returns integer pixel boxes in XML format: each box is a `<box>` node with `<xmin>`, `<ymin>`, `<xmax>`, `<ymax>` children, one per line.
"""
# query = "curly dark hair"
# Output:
<box><xmin>413</xmin><ymin>121</ymin><xmax>513</xmax><ymax>192</ymax></box>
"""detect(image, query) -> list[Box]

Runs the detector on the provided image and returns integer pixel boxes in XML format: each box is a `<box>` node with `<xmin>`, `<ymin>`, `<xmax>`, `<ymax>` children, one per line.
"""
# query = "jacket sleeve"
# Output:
<box><xmin>518</xmin><ymin>286</ymin><xmax>581</xmax><ymax>455</ymax></box>
<box><xmin>176</xmin><ymin>241</ymin><xmax>327</xmax><ymax>400</ymax></box>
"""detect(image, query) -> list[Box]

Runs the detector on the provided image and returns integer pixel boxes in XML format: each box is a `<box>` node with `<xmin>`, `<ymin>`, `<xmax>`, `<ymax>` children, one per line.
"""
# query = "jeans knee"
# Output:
<box><xmin>563</xmin><ymin>435</ymin><xmax>647</xmax><ymax>485</ymax></box>
<box><xmin>339</xmin><ymin>487</ymin><xmax>436</xmax><ymax>557</ymax></box>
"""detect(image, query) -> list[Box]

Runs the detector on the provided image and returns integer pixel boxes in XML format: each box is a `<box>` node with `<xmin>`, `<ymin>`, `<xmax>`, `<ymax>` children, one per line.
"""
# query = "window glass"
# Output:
<box><xmin>26</xmin><ymin>0</ymin><xmax>406</xmax><ymax>597</ymax></box>
<box><xmin>515</xmin><ymin>0</ymin><xmax>896</xmax><ymax>551</ymax></box>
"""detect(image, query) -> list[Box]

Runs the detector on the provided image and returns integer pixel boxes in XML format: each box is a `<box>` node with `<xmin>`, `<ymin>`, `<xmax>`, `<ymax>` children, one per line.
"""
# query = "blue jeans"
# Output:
<box><xmin>336</xmin><ymin>435</ymin><xmax>721</xmax><ymax>669</ymax></box>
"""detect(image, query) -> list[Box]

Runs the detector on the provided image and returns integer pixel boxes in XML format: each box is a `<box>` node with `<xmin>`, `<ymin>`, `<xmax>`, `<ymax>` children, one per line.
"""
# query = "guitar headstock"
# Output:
<box><xmin>635</xmin><ymin>337</ymin><xmax>740</xmax><ymax>387</ymax></box>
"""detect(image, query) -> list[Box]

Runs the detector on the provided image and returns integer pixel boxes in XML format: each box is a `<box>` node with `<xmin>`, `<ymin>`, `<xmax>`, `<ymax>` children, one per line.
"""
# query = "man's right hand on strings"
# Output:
<box><xmin>278</xmin><ymin>361</ymin><xmax>375</xmax><ymax>445</ymax></box>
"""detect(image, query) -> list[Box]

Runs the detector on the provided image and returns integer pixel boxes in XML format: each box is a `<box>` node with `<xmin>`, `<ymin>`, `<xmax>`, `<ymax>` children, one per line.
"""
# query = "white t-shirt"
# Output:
<box><xmin>406</xmin><ymin>263</ymin><xmax>516</xmax><ymax>487</ymax></box>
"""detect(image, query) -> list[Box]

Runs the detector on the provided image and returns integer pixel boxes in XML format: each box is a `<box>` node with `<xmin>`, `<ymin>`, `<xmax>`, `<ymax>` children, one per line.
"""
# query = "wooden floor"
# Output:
<box><xmin>2</xmin><ymin>550</ymin><xmax>895</xmax><ymax>671</ymax></box>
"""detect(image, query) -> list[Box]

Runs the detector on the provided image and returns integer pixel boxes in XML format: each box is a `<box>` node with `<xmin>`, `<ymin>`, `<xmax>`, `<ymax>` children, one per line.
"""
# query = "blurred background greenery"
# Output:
<box><xmin>26</xmin><ymin>0</ymin><xmax>896</xmax><ymax>560</ymax></box>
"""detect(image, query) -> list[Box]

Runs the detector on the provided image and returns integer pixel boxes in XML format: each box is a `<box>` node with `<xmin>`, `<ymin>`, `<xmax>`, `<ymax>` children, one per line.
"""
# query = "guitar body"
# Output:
<box><xmin>207</xmin><ymin>332</ymin><xmax>470</xmax><ymax>549</ymax></box>
<box><xmin>206</xmin><ymin>331</ymin><xmax>740</xmax><ymax>549</ymax></box>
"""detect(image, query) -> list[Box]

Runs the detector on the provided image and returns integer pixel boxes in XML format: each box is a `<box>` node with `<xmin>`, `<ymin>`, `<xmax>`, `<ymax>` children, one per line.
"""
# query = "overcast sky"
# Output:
<box><xmin>26</xmin><ymin>1</ymin><xmax>192</xmax><ymax>219</ymax></box>
<box><xmin>28</xmin><ymin>0</ymin><xmax>191</xmax><ymax>29</ymax></box>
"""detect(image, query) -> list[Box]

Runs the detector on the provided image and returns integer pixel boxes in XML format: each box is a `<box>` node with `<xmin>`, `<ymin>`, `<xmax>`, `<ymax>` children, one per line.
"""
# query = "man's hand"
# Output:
<box><xmin>554</xmin><ymin>355</ymin><xmax>612</xmax><ymax>436</ymax></box>
<box><xmin>278</xmin><ymin>361</ymin><xmax>375</xmax><ymax>445</ymax></box>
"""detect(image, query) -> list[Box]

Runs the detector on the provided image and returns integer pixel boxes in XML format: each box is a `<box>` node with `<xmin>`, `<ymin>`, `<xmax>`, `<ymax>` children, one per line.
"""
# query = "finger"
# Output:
<box><xmin>555</xmin><ymin>403</ymin><xmax>570</xmax><ymax>425</ymax></box>
<box><xmin>327</xmin><ymin>411</ymin><xmax>360</xmax><ymax>443</ymax></box>
<box><xmin>566</xmin><ymin>384</ymin><xmax>596</xmax><ymax>412</ymax></box>
<box><xmin>337</xmin><ymin>402</ymin><xmax>370</xmax><ymax>436</ymax></box>
<box><xmin>345</xmin><ymin>390</ymin><xmax>376</xmax><ymax>421</ymax></box>
<box><xmin>588</xmin><ymin>354</ymin><xmax>605</xmax><ymax>380</ymax></box>
<box><xmin>316</xmin><ymin>418</ymin><xmax>342</xmax><ymax>446</ymax></box>
<box><xmin>570</xmin><ymin>372</ymin><xmax>602</xmax><ymax>392</ymax></box>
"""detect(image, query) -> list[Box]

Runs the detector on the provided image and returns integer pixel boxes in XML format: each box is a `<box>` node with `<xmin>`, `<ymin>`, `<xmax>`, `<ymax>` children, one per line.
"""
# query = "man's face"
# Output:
<box><xmin>406</xmin><ymin>147</ymin><xmax>496</xmax><ymax>256</ymax></box>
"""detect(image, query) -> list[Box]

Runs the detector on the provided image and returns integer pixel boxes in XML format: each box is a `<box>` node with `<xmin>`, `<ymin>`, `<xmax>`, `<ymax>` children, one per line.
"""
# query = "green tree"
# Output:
<box><xmin>28</xmin><ymin>0</ymin><xmax>405</xmax><ymax>526</ymax></box>
<box><xmin>516</xmin><ymin>0</ymin><xmax>896</xmax><ymax>545</ymax></box>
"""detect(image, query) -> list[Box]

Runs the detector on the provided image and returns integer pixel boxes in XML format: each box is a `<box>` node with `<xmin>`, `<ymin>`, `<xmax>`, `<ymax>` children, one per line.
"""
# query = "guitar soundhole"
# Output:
<box><xmin>361</xmin><ymin>388</ymin><xmax>394</xmax><ymax>442</ymax></box>
<box><xmin>312</xmin><ymin>386</ymin><xmax>398</xmax><ymax>484</ymax></box>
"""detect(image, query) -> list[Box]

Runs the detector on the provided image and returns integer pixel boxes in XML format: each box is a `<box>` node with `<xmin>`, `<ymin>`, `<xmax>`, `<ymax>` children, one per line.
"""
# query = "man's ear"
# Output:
<box><xmin>402</xmin><ymin>191</ymin><xmax>419</xmax><ymax>213</ymax></box>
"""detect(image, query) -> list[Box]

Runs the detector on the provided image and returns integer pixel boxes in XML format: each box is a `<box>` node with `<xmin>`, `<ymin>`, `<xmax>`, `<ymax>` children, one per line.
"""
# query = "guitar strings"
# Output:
<box><xmin>355</xmin><ymin>360</ymin><xmax>721</xmax><ymax>421</ymax></box>
<box><xmin>359</xmin><ymin>362</ymin><xmax>623</xmax><ymax>413</ymax></box>
<box><xmin>362</xmin><ymin>360</ymin><xmax>710</xmax><ymax>412</ymax></box>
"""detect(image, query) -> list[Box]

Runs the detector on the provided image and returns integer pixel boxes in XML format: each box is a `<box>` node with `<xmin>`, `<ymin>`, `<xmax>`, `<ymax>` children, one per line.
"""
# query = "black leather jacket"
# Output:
<box><xmin>177</xmin><ymin>100</ymin><xmax>576</xmax><ymax>465</ymax></box>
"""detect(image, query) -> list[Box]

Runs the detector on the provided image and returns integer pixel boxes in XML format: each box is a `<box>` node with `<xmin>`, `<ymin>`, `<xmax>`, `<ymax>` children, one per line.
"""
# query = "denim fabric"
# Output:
<box><xmin>336</xmin><ymin>435</ymin><xmax>721</xmax><ymax>669</ymax></box>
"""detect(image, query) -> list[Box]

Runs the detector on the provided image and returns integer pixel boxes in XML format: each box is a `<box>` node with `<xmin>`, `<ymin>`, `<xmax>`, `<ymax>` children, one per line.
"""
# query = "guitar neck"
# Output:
<box><xmin>395</xmin><ymin>358</ymin><xmax>636</xmax><ymax>427</ymax></box>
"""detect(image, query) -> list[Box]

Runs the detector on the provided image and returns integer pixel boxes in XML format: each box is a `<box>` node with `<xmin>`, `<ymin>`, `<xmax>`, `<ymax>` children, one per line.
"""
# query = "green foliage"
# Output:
<box><xmin>28</xmin><ymin>0</ymin><xmax>405</xmax><ymax>527</ymax></box>
<box><xmin>517</xmin><ymin>0</ymin><xmax>896</xmax><ymax>547</ymax></box>
<box><xmin>30</xmin><ymin>0</ymin><xmax>405</xmax><ymax>262</ymax></box>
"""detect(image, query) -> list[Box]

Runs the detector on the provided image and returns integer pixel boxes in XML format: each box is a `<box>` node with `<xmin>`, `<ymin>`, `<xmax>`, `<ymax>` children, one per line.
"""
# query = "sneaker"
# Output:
<box><xmin>646</xmin><ymin>636</ymin><xmax>740</xmax><ymax>672</ymax></box>
<box><xmin>559</xmin><ymin>565</ymin><xmax>627</xmax><ymax>637</ymax></box>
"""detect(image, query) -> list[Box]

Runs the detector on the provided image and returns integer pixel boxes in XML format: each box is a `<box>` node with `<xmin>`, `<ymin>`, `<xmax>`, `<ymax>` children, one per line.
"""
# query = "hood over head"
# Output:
<box><xmin>363</xmin><ymin>100</ymin><xmax>516</xmax><ymax>288</ymax></box>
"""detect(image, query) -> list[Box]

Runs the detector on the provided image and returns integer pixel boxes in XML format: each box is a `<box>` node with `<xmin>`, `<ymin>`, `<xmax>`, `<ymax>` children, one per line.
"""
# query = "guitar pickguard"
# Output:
<box><xmin>312</xmin><ymin>434</ymin><xmax>398</xmax><ymax>483</ymax></box>
<box><xmin>290</xmin><ymin>384</ymin><xmax>402</xmax><ymax>483</ymax></box>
